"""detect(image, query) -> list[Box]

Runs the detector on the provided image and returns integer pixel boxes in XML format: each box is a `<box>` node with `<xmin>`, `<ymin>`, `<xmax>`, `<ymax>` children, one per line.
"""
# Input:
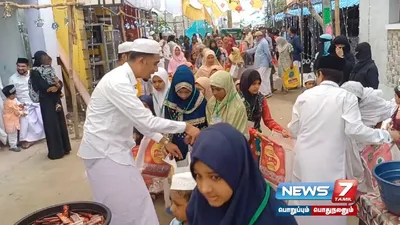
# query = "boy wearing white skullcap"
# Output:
<box><xmin>169</xmin><ymin>172</ymin><xmax>196</xmax><ymax>225</ymax></box>
<box><xmin>304</xmin><ymin>73</ymin><xmax>316</xmax><ymax>90</ymax></box>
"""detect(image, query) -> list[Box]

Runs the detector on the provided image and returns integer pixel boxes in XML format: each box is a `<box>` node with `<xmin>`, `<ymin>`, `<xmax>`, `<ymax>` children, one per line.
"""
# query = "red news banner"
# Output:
<box><xmin>276</xmin><ymin>205</ymin><xmax>357</xmax><ymax>216</ymax></box>
<box><xmin>312</xmin><ymin>205</ymin><xmax>357</xmax><ymax>216</ymax></box>
<box><xmin>275</xmin><ymin>179</ymin><xmax>359</xmax><ymax>216</ymax></box>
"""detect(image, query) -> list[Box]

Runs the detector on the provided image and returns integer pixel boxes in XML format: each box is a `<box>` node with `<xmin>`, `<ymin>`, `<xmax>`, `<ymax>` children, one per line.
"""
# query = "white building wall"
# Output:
<box><xmin>0</xmin><ymin>12</ymin><xmax>26</xmax><ymax>86</ymax></box>
<box><xmin>359</xmin><ymin>0</ymin><xmax>399</xmax><ymax>99</ymax></box>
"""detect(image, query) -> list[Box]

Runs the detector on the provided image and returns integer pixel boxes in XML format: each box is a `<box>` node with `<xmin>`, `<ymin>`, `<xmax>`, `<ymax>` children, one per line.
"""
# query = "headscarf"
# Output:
<box><xmin>207</xmin><ymin>71</ymin><xmax>249</xmax><ymax>139</ymax></box>
<box><xmin>352</xmin><ymin>42</ymin><xmax>374</xmax><ymax>74</ymax></box>
<box><xmin>139</xmin><ymin>95</ymin><xmax>156</xmax><ymax>116</ymax></box>
<box><xmin>195</xmin><ymin>77</ymin><xmax>213</xmax><ymax>100</ymax></box>
<box><xmin>276</xmin><ymin>37</ymin><xmax>292</xmax><ymax>53</ymax></box>
<box><xmin>328</xmin><ymin>35</ymin><xmax>351</xmax><ymax>55</ymax></box>
<box><xmin>328</xmin><ymin>35</ymin><xmax>355</xmax><ymax>85</ymax></box>
<box><xmin>32</xmin><ymin>51</ymin><xmax>47</xmax><ymax>67</ymax></box>
<box><xmin>164</xmin><ymin>65</ymin><xmax>207</xmax><ymax>159</ymax></box>
<box><xmin>239</xmin><ymin>69</ymin><xmax>264</xmax><ymax>130</ymax></box>
<box><xmin>168</xmin><ymin>46</ymin><xmax>187</xmax><ymax>74</ymax></box>
<box><xmin>318</xmin><ymin>34</ymin><xmax>333</xmax><ymax>57</ymax></box>
<box><xmin>187</xmin><ymin>123</ymin><xmax>297</xmax><ymax>225</ymax></box>
<box><xmin>210</xmin><ymin>39</ymin><xmax>221</xmax><ymax>60</ymax></box>
<box><xmin>165</xmin><ymin>65</ymin><xmax>204</xmax><ymax>112</ymax></box>
<box><xmin>29</xmin><ymin>51</ymin><xmax>53</xmax><ymax>103</ymax></box>
<box><xmin>195</xmin><ymin>50</ymin><xmax>222</xmax><ymax>78</ymax></box>
<box><xmin>151</xmin><ymin>67</ymin><xmax>170</xmax><ymax>117</ymax></box>
<box><xmin>341</xmin><ymin>81</ymin><xmax>397</xmax><ymax>127</ymax></box>
<box><xmin>228</xmin><ymin>47</ymin><xmax>244</xmax><ymax>64</ymax></box>
<box><xmin>223</xmin><ymin>36</ymin><xmax>233</xmax><ymax>55</ymax></box>
<box><xmin>313</xmin><ymin>34</ymin><xmax>333</xmax><ymax>71</ymax></box>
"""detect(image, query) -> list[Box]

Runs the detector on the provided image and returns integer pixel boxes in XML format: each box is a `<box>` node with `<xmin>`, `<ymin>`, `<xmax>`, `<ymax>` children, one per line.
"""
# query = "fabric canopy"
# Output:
<box><xmin>185</xmin><ymin>20</ymin><xmax>213</xmax><ymax>38</ymax></box>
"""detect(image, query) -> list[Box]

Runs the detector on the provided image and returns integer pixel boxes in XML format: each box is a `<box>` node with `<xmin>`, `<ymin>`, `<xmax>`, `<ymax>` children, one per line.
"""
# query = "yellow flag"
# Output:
<box><xmin>251</xmin><ymin>0</ymin><xmax>263</xmax><ymax>9</ymax></box>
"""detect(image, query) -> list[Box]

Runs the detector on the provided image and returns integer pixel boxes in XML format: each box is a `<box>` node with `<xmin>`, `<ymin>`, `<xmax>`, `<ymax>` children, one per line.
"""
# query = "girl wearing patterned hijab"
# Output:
<box><xmin>187</xmin><ymin>123</ymin><xmax>297</xmax><ymax>225</ymax></box>
<box><xmin>239</xmin><ymin>69</ymin><xmax>289</xmax><ymax>140</ymax></box>
<box><xmin>164</xmin><ymin>65</ymin><xmax>207</xmax><ymax>160</ymax></box>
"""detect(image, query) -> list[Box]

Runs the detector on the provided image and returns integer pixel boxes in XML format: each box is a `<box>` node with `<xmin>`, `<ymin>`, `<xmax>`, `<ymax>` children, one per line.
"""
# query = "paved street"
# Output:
<box><xmin>0</xmin><ymin>89</ymin><xmax>358</xmax><ymax>225</ymax></box>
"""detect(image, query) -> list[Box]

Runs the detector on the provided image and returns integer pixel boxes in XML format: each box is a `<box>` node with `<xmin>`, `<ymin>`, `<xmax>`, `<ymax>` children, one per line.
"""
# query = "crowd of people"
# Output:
<box><xmin>76</xmin><ymin>25</ymin><xmax>400</xmax><ymax>225</ymax></box>
<box><xmin>0</xmin><ymin>52</ymin><xmax>70</xmax><ymax>159</ymax></box>
<box><xmin>1</xmin><ymin>24</ymin><xmax>394</xmax><ymax>225</ymax></box>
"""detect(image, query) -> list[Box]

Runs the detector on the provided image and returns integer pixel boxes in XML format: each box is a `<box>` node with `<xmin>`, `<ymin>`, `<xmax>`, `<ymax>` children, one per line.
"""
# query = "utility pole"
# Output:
<box><xmin>227</xmin><ymin>10</ymin><xmax>232</xmax><ymax>28</ymax></box>
<box><xmin>322</xmin><ymin>0</ymin><xmax>333</xmax><ymax>34</ymax></box>
<box><xmin>334</xmin><ymin>0</ymin><xmax>340</xmax><ymax>35</ymax></box>
<box><xmin>67</xmin><ymin>0</ymin><xmax>80</xmax><ymax>139</ymax></box>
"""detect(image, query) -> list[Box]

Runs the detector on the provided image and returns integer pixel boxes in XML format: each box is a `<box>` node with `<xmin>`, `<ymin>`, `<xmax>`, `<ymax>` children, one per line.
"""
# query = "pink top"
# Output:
<box><xmin>168</xmin><ymin>46</ymin><xmax>187</xmax><ymax>75</ymax></box>
<box><xmin>3</xmin><ymin>98</ymin><xmax>23</xmax><ymax>133</ymax></box>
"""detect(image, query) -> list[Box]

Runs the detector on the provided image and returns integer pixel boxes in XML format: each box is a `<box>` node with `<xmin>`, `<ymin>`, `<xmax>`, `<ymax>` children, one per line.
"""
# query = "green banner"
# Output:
<box><xmin>323</xmin><ymin>8</ymin><xmax>331</xmax><ymax>25</ymax></box>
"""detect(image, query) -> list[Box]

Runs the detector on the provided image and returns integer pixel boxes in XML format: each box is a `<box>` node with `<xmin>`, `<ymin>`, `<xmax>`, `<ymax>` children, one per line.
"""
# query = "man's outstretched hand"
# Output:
<box><xmin>164</xmin><ymin>143</ymin><xmax>183</xmax><ymax>159</ymax></box>
<box><xmin>185</xmin><ymin>124</ymin><xmax>200</xmax><ymax>145</ymax></box>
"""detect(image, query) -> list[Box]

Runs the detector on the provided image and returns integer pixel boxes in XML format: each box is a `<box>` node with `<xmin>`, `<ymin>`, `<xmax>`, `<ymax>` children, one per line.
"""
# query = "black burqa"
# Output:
<box><xmin>349</xmin><ymin>42</ymin><xmax>379</xmax><ymax>89</ymax></box>
<box><xmin>328</xmin><ymin>35</ymin><xmax>355</xmax><ymax>85</ymax></box>
<box><xmin>30</xmin><ymin>51</ymin><xmax>71</xmax><ymax>160</ymax></box>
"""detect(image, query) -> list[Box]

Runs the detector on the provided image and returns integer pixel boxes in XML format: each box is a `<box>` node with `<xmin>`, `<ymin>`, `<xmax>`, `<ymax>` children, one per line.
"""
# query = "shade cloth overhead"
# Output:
<box><xmin>274</xmin><ymin>0</ymin><xmax>359</xmax><ymax>21</ymax></box>
<box><xmin>185</xmin><ymin>20</ymin><xmax>213</xmax><ymax>38</ymax></box>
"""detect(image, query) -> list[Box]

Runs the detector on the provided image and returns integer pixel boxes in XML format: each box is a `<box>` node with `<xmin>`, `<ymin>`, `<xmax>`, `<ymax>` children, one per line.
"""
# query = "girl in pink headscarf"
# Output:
<box><xmin>168</xmin><ymin>46</ymin><xmax>187</xmax><ymax>76</ymax></box>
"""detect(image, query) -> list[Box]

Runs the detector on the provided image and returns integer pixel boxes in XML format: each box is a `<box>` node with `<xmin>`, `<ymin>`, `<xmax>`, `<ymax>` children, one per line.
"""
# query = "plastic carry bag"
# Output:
<box><xmin>229</xmin><ymin>64</ymin><xmax>239</xmax><ymax>79</ymax></box>
<box><xmin>133</xmin><ymin>137</ymin><xmax>171</xmax><ymax>178</ymax></box>
<box><xmin>361</xmin><ymin>143</ymin><xmax>400</xmax><ymax>191</ymax></box>
<box><xmin>258</xmin><ymin>132</ymin><xmax>295</xmax><ymax>187</ymax></box>
<box><xmin>283</xmin><ymin>66</ymin><xmax>300</xmax><ymax>89</ymax></box>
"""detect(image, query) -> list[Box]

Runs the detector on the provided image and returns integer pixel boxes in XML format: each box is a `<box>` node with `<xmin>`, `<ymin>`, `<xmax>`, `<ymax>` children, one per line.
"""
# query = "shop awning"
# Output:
<box><xmin>274</xmin><ymin>0</ymin><xmax>359</xmax><ymax>21</ymax></box>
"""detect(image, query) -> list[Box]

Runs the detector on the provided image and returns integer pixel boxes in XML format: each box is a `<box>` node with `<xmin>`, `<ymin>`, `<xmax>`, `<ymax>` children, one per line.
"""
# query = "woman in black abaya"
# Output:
<box><xmin>29</xmin><ymin>51</ymin><xmax>71</xmax><ymax>160</ymax></box>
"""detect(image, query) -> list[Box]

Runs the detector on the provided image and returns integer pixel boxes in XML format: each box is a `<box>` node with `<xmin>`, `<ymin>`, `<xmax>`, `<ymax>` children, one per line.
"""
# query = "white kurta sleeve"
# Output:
<box><xmin>105</xmin><ymin>81</ymin><xmax>187</xmax><ymax>138</ymax></box>
<box><xmin>342</xmin><ymin>93</ymin><xmax>392</xmax><ymax>144</ymax></box>
<box><xmin>288</xmin><ymin>96</ymin><xmax>302</xmax><ymax>138</ymax></box>
<box><xmin>8</xmin><ymin>76</ymin><xmax>14</xmax><ymax>85</ymax></box>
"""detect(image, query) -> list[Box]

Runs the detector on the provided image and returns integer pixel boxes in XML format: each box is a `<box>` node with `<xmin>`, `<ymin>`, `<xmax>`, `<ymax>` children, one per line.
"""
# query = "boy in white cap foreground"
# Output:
<box><xmin>303</xmin><ymin>73</ymin><xmax>316</xmax><ymax>90</ymax></box>
<box><xmin>169</xmin><ymin>172</ymin><xmax>196</xmax><ymax>225</ymax></box>
<box><xmin>78</xmin><ymin>38</ymin><xmax>201</xmax><ymax>225</ymax></box>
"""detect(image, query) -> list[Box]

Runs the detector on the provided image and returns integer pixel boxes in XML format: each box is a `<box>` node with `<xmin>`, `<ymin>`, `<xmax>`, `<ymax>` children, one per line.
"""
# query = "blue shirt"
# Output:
<box><xmin>246</xmin><ymin>38</ymin><xmax>271</xmax><ymax>68</ymax></box>
<box><xmin>289</xmin><ymin>35</ymin><xmax>303</xmax><ymax>61</ymax></box>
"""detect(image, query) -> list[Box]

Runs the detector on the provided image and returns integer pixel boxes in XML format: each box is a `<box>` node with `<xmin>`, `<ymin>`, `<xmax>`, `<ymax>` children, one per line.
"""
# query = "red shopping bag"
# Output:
<box><xmin>259</xmin><ymin>136</ymin><xmax>287</xmax><ymax>186</ymax></box>
<box><xmin>140</xmin><ymin>140</ymin><xmax>171</xmax><ymax>178</ymax></box>
<box><xmin>361</xmin><ymin>143</ymin><xmax>399</xmax><ymax>189</ymax></box>
<box><xmin>131</xmin><ymin>145</ymin><xmax>139</xmax><ymax>159</ymax></box>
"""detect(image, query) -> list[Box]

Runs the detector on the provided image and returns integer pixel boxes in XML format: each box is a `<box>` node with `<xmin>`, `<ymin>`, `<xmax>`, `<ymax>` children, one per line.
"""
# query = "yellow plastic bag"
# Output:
<box><xmin>283</xmin><ymin>67</ymin><xmax>300</xmax><ymax>89</ymax></box>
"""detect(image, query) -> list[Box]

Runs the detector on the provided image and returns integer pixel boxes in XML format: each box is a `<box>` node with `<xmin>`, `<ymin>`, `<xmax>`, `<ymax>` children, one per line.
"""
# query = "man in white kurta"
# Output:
<box><xmin>78</xmin><ymin>39</ymin><xmax>200</xmax><ymax>225</ymax></box>
<box><xmin>8</xmin><ymin>58</ymin><xmax>45</xmax><ymax>148</ymax></box>
<box><xmin>287</xmin><ymin>56</ymin><xmax>398</xmax><ymax>225</ymax></box>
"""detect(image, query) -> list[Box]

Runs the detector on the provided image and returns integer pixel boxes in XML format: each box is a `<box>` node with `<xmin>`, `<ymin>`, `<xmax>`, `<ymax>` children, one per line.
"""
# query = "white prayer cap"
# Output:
<box><xmin>170</xmin><ymin>172</ymin><xmax>196</xmax><ymax>191</ymax></box>
<box><xmin>149</xmin><ymin>31</ymin><xmax>155</xmax><ymax>36</ymax></box>
<box><xmin>207</xmin><ymin>33</ymin><xmax>212</xmax><ymax>37</ymax></box>
<box><xmin>304</xmin><ymin>73</ymin><xmax>316</xmax><ymax>83</ymax></box>
<box><xmin>118</xmin><ymin>42</ymin><xmax>135</xmax><ymax>54</ymax></box>
<box><xmin>131</xmin><ymin>38</ymin><xmax>160</xmax><ymax>54</ymax></box>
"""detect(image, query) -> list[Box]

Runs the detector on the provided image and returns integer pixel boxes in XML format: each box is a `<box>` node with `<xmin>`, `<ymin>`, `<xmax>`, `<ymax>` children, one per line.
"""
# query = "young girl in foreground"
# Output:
<box><xmin>187</xmin><ymin>123</ymin><xmax>298</xmax><ymax>225</ymax></box>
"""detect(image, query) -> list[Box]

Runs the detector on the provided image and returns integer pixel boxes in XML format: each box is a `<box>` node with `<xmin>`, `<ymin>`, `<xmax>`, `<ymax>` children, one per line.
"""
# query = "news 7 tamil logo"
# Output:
<box><xmin>275</xmin><ymin>180</ymin><xmax>358</xmax><ymax>203</ymax></box>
